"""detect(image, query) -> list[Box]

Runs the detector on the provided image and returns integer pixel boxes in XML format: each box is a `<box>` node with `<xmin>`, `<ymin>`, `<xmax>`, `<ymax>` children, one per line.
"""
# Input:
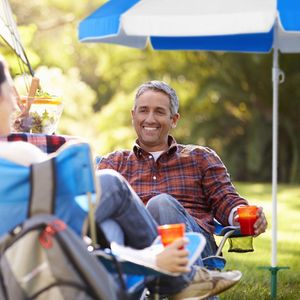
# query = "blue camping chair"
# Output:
<box><xmin>0</xmin><ymin>141</ymin><xmax>95</xmax><ymax>237</ymax></box>
<box><xmin>202</xmin><ymin>220</ymin><xmax>255</xmax><ymax>271</ymax></box>
<box><xmin>0</xmin><ymin>141</ymin><xmax>149</xmax><ymax>299</ymax></box>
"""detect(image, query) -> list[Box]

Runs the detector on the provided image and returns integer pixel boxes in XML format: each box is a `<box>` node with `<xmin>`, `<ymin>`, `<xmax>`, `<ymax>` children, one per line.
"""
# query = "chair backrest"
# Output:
<box><xmin>0</xmin><ymin>141</ymin><xmax>122</xmax><ymax>300</ymax></box>
<box><xmin>0</xmin><ymin>141</ymin><xmax>97</xmax><ymax>237</ymax></box>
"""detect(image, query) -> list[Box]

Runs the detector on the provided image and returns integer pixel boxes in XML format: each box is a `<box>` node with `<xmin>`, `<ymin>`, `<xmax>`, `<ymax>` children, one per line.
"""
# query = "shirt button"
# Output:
<box><xmin>149</xmin><ymin>155</ymin><xmax>152</xmax><ymax>159</ymax></box>
<box><xmin>153</xmin><ymin>176</ymin><xmax>157</xmax><ymax>180</ymax></box>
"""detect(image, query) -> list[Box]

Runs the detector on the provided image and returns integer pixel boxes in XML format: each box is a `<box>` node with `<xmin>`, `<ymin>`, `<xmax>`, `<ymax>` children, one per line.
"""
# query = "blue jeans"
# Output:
<box><xmin>95</xmin><ymin>169</ymin><xmax>157</xmax><ymax>249</ymax></box>
<box><xmin>146</xmin><ymin>194</ymin><xmax>218</xmax><ymax>260</ymax></box>
<box><xmin>95</xmin><ymin>169</ymin><xmax>193</xmax><ymax>295</ymax></box>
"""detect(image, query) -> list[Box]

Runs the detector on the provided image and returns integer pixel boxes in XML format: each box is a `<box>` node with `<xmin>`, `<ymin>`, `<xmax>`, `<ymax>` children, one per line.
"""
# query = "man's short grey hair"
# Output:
<box><xmin>134</xmin><ymin>80</ymin><xmax>179</xmax><ymax>115</ymax></box>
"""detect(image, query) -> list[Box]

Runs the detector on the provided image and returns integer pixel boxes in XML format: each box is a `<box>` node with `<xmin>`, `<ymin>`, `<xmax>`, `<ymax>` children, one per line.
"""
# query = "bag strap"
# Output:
<box><xmin>28</xmin><ymin>158</ymin><xmax>56</xmax><ymax>217</ymax></box>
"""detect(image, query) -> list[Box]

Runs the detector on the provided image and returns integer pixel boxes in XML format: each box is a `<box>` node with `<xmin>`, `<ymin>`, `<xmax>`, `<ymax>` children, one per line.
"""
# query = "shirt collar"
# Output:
<box><xmin>133</xmin><ymin>135</ymin><xmax>178</xmax><ymax>158</ymax></box>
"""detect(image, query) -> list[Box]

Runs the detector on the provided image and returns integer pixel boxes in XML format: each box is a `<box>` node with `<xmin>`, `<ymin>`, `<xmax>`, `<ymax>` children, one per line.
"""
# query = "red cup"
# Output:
<box><xmin>157</xmin><ymin>223</ymin><xmax>185</xmax><ymax>247</ymax></box>
<box><xmin>237</xmin><ymin>206</ymin><xmax>258</xmax><ymax>235</ymax></box>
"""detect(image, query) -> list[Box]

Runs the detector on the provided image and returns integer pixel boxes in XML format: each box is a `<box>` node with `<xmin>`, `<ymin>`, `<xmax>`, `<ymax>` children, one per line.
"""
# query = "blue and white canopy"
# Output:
<box><xmin>79</xmin><ymin>0</ymin><xmax>300</xmax><ymax>53</ymax></box>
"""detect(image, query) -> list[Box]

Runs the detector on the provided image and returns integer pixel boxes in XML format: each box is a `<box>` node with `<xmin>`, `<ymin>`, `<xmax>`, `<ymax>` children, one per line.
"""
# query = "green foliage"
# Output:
<box><xmin>92</xmin><ymin>92</ymin><xmax>135</xmax><ymax>154</ymax></box>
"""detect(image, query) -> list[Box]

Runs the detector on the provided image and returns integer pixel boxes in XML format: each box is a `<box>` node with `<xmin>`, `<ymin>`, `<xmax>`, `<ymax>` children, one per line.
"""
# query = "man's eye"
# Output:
<box><xmin>157</xmin><ymin>110</ymin><xmax>166</xmax><ymax>115</ymax></box>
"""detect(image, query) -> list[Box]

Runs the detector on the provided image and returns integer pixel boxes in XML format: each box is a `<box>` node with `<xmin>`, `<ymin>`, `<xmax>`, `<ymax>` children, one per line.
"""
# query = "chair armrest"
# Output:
<box><xmin>214</xmin><ymin>219</ymin><xmax>242</xmax><ymax>237</ymax></box>
<box><xmin>214</xmin><ymin>219</ymin><xmax>254</xmax><ymax>256</ymax></box>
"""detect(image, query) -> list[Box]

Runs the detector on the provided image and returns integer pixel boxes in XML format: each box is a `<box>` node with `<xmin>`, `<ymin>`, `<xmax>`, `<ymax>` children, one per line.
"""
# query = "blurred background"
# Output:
<box><xmin>1</xmin><ymin>0</ymin><xmax>300</xmax><ymax>184</ymax></box>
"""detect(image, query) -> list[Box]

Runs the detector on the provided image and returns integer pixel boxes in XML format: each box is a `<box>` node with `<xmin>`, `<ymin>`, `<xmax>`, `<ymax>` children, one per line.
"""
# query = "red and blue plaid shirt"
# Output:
<box><xmin>97</xmin><ymin>136</ymin><xmax>248</xmax><ymax>233</ymax></box>
<box><xmin>0</xmin><ymin>133</ymin><xmax>69</xmax><ymax>153</ymax></box>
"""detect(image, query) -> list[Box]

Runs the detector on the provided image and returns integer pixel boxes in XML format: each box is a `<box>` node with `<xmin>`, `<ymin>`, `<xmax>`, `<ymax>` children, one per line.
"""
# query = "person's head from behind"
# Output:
<box><xmin>131</xmin><ymin>80</ymin><xmax>180</xmax><ymax>152</ymax></box>
<box><xmin>0</xmin><ymin>56</ymin><xmax>17</xmax><ymax>135</ymax></box>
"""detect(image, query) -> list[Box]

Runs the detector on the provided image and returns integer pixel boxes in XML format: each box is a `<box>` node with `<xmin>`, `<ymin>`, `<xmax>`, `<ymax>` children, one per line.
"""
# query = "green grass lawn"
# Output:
<box><xmin>218</xmin><ymin>182</ymin><xmax>300</xmax><ymax>300</ymax></box>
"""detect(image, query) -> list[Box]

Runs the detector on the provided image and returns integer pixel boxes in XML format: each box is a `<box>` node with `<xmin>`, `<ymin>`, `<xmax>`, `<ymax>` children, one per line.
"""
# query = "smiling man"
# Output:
<box><xmin>97</xmin><ymin>80</ymin><xmax>267</xmax><ymax>299</ymax></box>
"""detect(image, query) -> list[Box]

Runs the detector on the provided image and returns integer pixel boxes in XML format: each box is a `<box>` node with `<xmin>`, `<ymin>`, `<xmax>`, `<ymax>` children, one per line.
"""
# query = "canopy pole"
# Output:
<box><xmin>272</xmin><ymin>29</ymin><xmax>279</xmax><ymax>271</ymax></box>
<box><xmin>259</xmin><ymin>21</ymin><xmax>289</xmax><ymax>300</ymax></box>
<box><xmin>270</xmin><ymin>35</ymin><xmax>280</xmax><ymax>300</ymax></box>
<box><xmin>259</xmin><ymin>20</ymin><xmax>289</xmax><ymax>300</ymax></box>
<box><xmin>259</xmin><ymin>49</ymin><xmax>288</xmax><ymax>296</ymax></box>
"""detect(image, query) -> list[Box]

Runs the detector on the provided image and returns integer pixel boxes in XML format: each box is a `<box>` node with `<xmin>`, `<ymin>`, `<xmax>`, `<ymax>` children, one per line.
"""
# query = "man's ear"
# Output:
<box><xmin>171</xmin><ymin>113</ymin><xmax>180</xmax><ymax>128</ymax></box>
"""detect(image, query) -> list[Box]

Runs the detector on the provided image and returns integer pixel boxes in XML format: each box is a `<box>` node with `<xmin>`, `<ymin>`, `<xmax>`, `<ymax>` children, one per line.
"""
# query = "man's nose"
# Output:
<box><xmin>145</xmin><ymin>111</ymin><xmax>155</xmax><ymax>122</ymax></box>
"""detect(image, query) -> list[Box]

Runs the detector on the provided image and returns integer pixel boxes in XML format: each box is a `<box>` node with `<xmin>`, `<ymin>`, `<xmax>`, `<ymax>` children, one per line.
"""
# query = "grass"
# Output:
<box><xmin>218</xmin><ymin>182</ymin><xmax>300</xmax><ymax>299</ymax></box>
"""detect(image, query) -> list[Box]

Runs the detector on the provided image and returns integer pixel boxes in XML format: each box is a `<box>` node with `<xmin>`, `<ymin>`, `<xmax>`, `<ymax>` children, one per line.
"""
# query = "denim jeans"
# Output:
<box><xmin>95</xmin><ymin>169</ymin><xmax>221</xmax><ymax>297</ymax></box>
<box><xmin>146</xmin><ymin>194</ymin><xmax>218</xmax><ymax>260</ymax></box>
<box><xmin>95</xmin><ymin>169</ymin><xmax>159</xmax><ymax>248</ymax></box>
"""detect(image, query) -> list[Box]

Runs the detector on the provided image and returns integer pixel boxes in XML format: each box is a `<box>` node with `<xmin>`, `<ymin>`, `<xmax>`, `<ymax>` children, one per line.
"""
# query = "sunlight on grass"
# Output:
<box><xmin>218</xmin><ymin>182</ymin><xmax>300</xmax><ymax>300</ymax></box>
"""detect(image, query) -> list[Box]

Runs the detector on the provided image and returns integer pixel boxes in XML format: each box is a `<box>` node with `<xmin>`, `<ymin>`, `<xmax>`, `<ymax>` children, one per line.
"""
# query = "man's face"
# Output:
<box><xmin>131</xmin><ymin>90</ymin><xmax>179</xmax><ymax>152</ymax></box>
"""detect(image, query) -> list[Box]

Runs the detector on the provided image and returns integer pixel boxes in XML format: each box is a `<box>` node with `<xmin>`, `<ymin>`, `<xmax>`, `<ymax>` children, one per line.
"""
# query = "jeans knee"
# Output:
<box><xmin>96</xmin><ymin>169</ymin><xmax>125</xmax><ymax>192</ymax></box>
<box><xmin>100</xmin><ymin>219</ymin><xmax>124</xmax><ymax>244</ymax></box>
<box><xmin>146</xmin><ymin>193</ymin><xmax>176</xmax><ymax>214</ymax></box>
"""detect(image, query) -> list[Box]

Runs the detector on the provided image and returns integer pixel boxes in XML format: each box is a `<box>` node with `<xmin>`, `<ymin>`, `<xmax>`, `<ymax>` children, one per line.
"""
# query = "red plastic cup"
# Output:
<box><xmin>237</xmin><ymin>206</ymin><xmax>258</xmax><ymax>235</ymax></box>
<box><xmin>157</xmin><ymin>223</ymin><xmax>185</xmax><ymax>247</ymax></box>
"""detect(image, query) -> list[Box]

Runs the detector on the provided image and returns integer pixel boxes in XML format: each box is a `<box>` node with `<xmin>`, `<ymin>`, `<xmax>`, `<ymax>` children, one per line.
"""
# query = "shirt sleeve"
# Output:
<box><xmin>228</xmin><ymin>205</ymin><xmax>246</xmax><ymax>225</ymax></box>
<box><xmin>96</xmin><ymin>156</ymin><xmax>115</xmax><ymax>170</ymax></box>
<box><xmin>200</xmin><ymin>148</ymin><xmax>248</xmax><ymax>226</ymax></box>
<box><xmin>96</xmin><ymin>151</ymin><xmax>124</xmax><ymax>171</ymax></box>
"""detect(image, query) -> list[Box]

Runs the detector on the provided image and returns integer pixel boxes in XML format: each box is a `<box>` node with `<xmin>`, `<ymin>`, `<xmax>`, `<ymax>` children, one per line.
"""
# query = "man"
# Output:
<box><xmin>97</xmin><ymin>80</ymin><xmax>267</xmax><ymax>299</ymax></box>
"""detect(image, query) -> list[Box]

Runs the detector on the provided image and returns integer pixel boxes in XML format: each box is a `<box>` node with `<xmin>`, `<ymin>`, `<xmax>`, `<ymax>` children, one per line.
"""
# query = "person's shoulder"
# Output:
<box><xmin>98</xmin><ymin>149</ymin><xmax>133</xmax><ymax>165</ymax></box>
<box><xmin>178</xmin><ymin>144</ymin><xmax>222</xmax><ymax>164</ymax></box>
<box><xmin>178</xmin><ymin>143</ymin><xmax>215</xmax><ymax>155</ymax></box>
<box><xmin>0</xmin><ymin>141</ymin><xmax>48</xmax><ymax>166</ymax></box>
<box><xmin>97</xmin><ymin>149</ymin><xmax>133</xmax><ymax>170</ymax></box>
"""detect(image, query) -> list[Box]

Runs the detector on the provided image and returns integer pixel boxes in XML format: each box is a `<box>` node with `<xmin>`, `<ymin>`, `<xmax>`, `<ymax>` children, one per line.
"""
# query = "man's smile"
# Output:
<box><xmin>143</xmin><ymin>126</ymin><xmax>159</xmax><ymax>131</ymax></box>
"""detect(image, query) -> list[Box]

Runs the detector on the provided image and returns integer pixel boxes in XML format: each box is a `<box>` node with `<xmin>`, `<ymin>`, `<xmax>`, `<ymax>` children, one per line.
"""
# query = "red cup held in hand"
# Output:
<box><xmin>237</xmin><ymin>206</ymin><xmax>258</xmax><ymax>235</ymax></box>
<box><xmin>157</xmin><ymin>223</ymin><xmax>185</xmax><ymax>247</ymax></box>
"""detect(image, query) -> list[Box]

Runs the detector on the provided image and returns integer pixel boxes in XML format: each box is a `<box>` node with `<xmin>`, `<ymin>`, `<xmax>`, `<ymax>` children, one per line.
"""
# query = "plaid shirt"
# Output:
<box><xmin>97</xmin><ymin>136</ymin><xmax>248</xmax><ymax>233</ymax></box>
<box><xmin>0</xmin><ymin>133</ymin><xmax>69</xmax><ymax>154</ymax></box>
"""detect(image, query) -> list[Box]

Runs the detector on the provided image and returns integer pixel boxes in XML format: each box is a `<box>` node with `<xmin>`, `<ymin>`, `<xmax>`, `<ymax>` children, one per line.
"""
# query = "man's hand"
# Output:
<box><xmin>234</xmin><ymin>206</ymin><xmax>268</xmax><ymax>237</ymax></box>
<box><xmin>253</xmin><ymin>206</ymin><xmax>268</xmax><ymax>236</ymax></box>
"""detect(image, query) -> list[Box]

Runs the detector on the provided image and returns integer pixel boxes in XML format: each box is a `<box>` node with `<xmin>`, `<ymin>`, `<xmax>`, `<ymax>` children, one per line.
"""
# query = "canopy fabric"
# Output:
<box><xmin>78</xmin><ymin>0</ymin><xmax>146</xmax><ymax>48</ymax></box>
<box><xmin>122</xmin><ymin>0</ymin><xmax>275</xmax><ymax>36</ymax></box>
<box><xmin>78</xmin><ymin>0</ymin><xmax>300</xmax><ymax>53</ymax></box>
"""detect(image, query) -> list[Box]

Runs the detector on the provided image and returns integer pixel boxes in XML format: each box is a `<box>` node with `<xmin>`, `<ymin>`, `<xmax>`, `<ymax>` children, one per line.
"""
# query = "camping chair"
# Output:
<box><xmin>0</xmin><ymin>141</ymin><xmax>94</xmax><ymax>237</ymax></box>
<box><xmin>0</xmin><ymin>139</ymin><xmax>206</xmax><ymax>300</ymax></box>
<box><xmin>0</xmin><ymin>140</ymin><xmax>147</xmax><ymax>299</ymax></box>
<box><xmin>203</xmin><ymin>220</ymin><xmax>255</xmax><ymax>271</ymax></box>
